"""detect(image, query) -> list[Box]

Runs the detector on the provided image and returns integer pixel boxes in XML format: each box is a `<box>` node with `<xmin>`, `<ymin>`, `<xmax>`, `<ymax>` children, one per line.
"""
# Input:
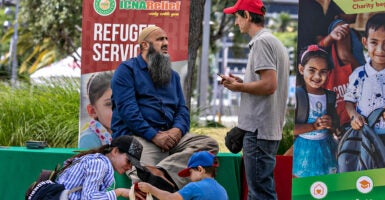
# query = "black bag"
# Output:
<box><xmin>136</xmin><ymin>166</ymin><xmax>178</xmax><ymax>193</ymax></box>
<box><xmin>26</xmin><ymin>160</ymin><xmax>82</xmax><ymax>200</ymax></box>
<box><xmin>25</xmin><ymin>165</ymin><xmax>65</xmax><ymax>200</ymax></box>
<box><xmin>337</xmin><ymin>108</ymin><xmax>385</xmax><ymax>172</ymax></box>
<box><xmin>225</xmin><ymin>127</ymin><xmax>247</xmax><ymax>154</ymax></box>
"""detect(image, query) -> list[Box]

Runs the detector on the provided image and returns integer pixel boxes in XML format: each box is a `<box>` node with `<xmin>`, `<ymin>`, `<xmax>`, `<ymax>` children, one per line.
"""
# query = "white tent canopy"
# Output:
<box><xmin>31</xmin><ymin>48</ymin><xmax>81</xmax><ymax>84</ymax></box>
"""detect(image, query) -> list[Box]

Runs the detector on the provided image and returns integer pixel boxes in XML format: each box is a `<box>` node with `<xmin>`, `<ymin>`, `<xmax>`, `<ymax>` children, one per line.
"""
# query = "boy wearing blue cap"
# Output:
<box><xmin>137</xmin><ymin>151</ymin><xmax>228</xmax><ymax>200</ymax></box>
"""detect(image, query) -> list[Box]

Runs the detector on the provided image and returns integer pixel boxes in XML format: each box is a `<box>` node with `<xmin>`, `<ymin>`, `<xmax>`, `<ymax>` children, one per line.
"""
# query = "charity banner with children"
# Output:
<box><xmin>293</xmin><ymin>0</ymin><xmax>385</xmax><ymax>199</ymax></box>
<box><xmin>79</xmin><ymin>0</ymin><xmax>190</xmax><ymax>149</ymax></box>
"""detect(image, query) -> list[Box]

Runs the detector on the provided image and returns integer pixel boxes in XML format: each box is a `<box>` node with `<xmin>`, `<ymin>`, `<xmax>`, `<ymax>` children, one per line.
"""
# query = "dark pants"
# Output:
<box><xmin>243</xmin><ymin>130</ymin><xmax>280</xmax><ymax>200</ymax></box>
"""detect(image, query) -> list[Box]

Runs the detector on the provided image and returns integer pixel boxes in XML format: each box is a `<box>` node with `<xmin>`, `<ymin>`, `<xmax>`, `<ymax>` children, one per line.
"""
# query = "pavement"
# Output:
<box><xmin>199</xmin><ymin>115</ymin><xmax>238</xmax><ymax>128</ymax></box>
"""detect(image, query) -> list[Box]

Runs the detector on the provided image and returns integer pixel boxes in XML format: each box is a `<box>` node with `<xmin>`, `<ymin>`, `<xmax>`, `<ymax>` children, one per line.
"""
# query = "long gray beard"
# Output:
<box><xmin>147</xmin><ymin>48</ymin><xmax>172</xmax><ymax>87</ymax></box>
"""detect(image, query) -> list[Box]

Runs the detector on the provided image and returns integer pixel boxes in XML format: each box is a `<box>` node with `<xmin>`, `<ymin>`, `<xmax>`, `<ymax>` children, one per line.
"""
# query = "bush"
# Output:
<box><xmin>0</xmin><ymin>79</ymin><xmax>80</xmax><ymax>147</ymax></box>
<box><xmin>278</xmin><ymin>107</ymin><xmax>294</xmax><ymax>155</ymax></box>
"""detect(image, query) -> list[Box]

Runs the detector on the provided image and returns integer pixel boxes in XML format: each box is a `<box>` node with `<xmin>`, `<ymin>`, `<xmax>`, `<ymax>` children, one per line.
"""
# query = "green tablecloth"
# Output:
<box><xmin>0</xmin><ymin>146</ymin><xmax>242</xmax><ymax>200</ymax></box>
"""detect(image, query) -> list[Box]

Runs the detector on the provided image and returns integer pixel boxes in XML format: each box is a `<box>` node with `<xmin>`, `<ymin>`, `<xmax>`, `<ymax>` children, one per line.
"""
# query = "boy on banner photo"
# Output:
<box><xmin>344</xmin><ymin>13</ymin><xmax>385</xmax><ymax>145</ymax></box>
<box><xmin>331</xmin><ymin>11</ymin><xmax>385</xmax><ymax>187</ymax></box>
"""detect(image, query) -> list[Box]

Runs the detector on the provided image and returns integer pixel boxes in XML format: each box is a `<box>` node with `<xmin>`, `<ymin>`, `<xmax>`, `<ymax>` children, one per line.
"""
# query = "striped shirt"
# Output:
<box><xmin>56</xmin><ymin>153</ymin><xmax>116</xmax><ymax>199</ymax></box>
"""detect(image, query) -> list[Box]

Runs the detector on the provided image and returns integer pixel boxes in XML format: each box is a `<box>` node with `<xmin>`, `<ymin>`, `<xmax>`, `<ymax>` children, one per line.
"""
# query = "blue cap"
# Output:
<box><xmin>178</xmin><ymin>151</ymin><xmax>218</xmax><ymax>177</ymax></box>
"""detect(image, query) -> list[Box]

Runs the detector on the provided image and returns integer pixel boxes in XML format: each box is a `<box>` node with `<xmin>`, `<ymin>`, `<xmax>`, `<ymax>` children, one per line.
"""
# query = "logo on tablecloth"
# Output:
<box><xmin>356</xmin><ymin>176</ymin><xmax>373</xmax><ymax>194</ymax></box>
<box><xmin>310</xmin><ymin>181</ymin><xmax>327</xmax><ymax>199</ymax></box>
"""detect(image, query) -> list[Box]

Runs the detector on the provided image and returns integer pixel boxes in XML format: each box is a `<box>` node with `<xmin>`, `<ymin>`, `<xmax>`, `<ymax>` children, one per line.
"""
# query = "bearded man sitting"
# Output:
<box><xmin>110</xmin><ymin>25</ymin><xmax>219</xmax><ymax>193</ymax></box>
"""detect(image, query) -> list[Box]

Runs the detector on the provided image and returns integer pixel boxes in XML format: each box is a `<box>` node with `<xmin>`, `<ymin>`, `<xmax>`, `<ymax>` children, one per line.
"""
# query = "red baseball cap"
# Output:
<box><xmin>223</xmin><ymin>0</ymin><xmax>265</xmax><ymax>16</ymax></box>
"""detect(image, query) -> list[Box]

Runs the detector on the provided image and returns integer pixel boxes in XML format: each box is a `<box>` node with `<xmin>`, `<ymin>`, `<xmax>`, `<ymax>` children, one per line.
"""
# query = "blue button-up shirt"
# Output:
<box><xmin>56</xmin><ymin>153</ymin><xmax>116</xmax><ymax>200</ymax></box>
<box><xmin>111</xmin><ymin>55</ymin><xmax>190</xmax><ymax>141</ymax></box>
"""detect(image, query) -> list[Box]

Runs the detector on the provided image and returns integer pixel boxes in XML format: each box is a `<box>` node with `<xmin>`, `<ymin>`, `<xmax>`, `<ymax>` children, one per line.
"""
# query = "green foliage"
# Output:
<box><xmin>278</xmin><ymin>108</ymin><xmax>294</xmax><ymax>155</ymax></box>
<box><xmin>0</xmin><ymin>79</ymin><xmax>80</xmax><ymax>147</ymax></box>
<box><xmin>19</xmin><ymin>0</ymin><xmax>82</xmax><ymax>53</ymax></box>
<box><xmin>0</xmin><ymin>0</ymin><xmax>82</xmax><ymax>78</ymax></box>
<box><xmin>274</xmin><ymin>32</ymin><xmax>297</xmax><ymax>50</ymax></box>
<box><xmin>268</xmin><ymin>12</ymin><xmax>297</xmax><ymax>33</ymax></box>
<box><xmin>0</xmin><ymin>7</ymin><xmax>13</xmax><ymax>53</ymax></box>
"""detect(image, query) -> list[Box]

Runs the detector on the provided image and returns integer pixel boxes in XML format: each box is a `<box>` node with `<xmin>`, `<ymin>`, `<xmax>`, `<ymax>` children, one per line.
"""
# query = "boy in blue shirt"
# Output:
<box><xmin>137</xmin><ymin>151</ymin><xmax>228</xmax><ymax>200</ymax></box>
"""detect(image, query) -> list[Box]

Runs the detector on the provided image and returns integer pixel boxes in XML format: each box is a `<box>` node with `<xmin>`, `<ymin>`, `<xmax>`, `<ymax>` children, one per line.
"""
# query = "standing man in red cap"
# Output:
<box><xmin>222</xmin><ymin>0</ymin><xmax>290</xmax><ymax>199</ymax></box>
<box><xmin>110</xmin><ymin>25</ymin><xmax>219</xmax><ymax>192</ymax></box>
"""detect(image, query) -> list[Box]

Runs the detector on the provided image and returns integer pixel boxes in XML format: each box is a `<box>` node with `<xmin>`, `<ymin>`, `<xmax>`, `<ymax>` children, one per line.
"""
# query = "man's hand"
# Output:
<box><xmin>221</xmin><ymin>75</ymin><xmax>242</xmax><ymax>92</ymax></box>
<box><xmin>152</xmin><ymin>128</ymin><xmax>182</xmax><ymax>151</ymax></box>
<box><xmin>166</xmin><ymin>127</ymin><xmax>182</xmax><ymax>143</ymax></box>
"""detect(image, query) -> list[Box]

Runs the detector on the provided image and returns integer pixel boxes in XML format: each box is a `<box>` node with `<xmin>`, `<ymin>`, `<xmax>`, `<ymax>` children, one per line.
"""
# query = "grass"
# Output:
<box><xmin>0</xmin><ymin>79</ymin><xmax>80</xmax><ymax>147</ymax></box>
<box><xmin>0</xmin><ymin>79</ymin><xmax>293</xmax><ymax>154</ymax></box>
<box><xmin>191</xmin><ymin>127</ymin><xmax>229</xmax><ymax>152</ymax></box>
<box><xmin>191</xmin><ymin>113</ymin><xmax>294</xmax><ymax>155</ymax></box>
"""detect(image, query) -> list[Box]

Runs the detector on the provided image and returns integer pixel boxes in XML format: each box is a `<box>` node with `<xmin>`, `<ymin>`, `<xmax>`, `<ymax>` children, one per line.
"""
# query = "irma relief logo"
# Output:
<box><xmin>94</xmin><ymin>0</ymin><xmax>117</xmax><ymax>16</ymax></box>
<box><xmin>120</xmin><ymin>0</ymin><xmax>181</xmax><ymax>11</ymax></box>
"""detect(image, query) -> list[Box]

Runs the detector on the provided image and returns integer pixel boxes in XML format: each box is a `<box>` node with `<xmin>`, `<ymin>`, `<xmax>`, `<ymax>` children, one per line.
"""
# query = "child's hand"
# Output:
<box><xmin>313</xmin><ymin>115</ymin><xmax>333</xmax><ymax>130</ymax></box>
<box><xmin>115</xmin><ymin>188</ymin><xmax>131</xmax><ymax>198</ymax></box>
<box><xmin>350</xmin><ymin>113</ymin><xmax>366</xmax><ymax>130</ymax></box>
<box><xmin>330</xmin><ymin>23</ymin><xmax>349</xmax><ymax>40</ymax></box>
<box><xmin>130</xmin><ymin>182</ymin><xmax>148</xmax><ymax>200</ymax></box>
<box><xmin>137</xmin><ymin>182</ymin><xmax>151</xmax><ymax>193</ymax></box>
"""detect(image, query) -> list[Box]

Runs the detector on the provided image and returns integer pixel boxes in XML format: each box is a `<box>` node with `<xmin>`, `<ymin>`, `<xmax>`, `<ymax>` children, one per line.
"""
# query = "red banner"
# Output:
<box><xmin>81</xmin><ymin>0</ymin><xmax>190</xmax><ymax>74</ymax></box>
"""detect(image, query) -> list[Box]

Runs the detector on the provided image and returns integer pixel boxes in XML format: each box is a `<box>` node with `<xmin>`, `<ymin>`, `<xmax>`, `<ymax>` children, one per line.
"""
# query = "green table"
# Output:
<box><xmin>0</xmin><ymin>146</ymin><xmax>242</xmax><ymax>200</ymax></box>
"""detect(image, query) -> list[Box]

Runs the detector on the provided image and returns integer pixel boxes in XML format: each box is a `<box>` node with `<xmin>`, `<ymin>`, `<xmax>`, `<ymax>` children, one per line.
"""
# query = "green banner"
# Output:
<box><xmin>292</xmin><ymin>168</ymin><xmax>385</xmax><ymax>199</ymax></box>
<box><xmin>296</xmin><ymin>0</ymin><xmax>385</xmax><ymax>199</ymax></box>
<box><xmin>334</xmin><ymin>0</ymin><xmax>385</xmax><ymax>14</ymax></box>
